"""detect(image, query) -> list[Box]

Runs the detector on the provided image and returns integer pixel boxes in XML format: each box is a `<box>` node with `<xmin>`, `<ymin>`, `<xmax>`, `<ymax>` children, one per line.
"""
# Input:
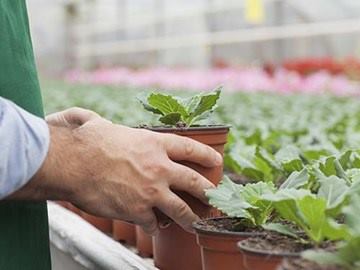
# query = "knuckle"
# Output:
<box><xmin>68</xmin><ymin>106</ymin><xmax>82</xmax><ymax>113</ymax></box>
<box><xmin>134</xmin><ymin>203</ymin><xmax>150</xmax><ymax>215</ymax></box>
<box><xmin>177</xmin><ymin>201</ymin><xmax>190</xmax><ymax>219</ymax></box>
<box><xmin>143</xmin><ymin>186</ymin><xmax>161</xmax><ymax>199</ymax></box>
<box><xmin>153</xmin><ymin>163</ymin><xmax>167</xmax><ymax>175</ymax></box>
<box><xmin>188</xmin><ymin>171</ymin><xmax>199</xmax><ymax>190</ymax></box>
<box><xmin>169</xmin><ymin>198</ymin><xmax>189</xmax><ymax>219</ymax></box>
<box><xmin>184</xmin><ymin>138</ymin><xmax>194</xmax><ymax>156</ymax></box>
<box><xmin>145</xmin><ymin>162</ymin><xmax>168</xmax><ymax>177</ymax></box>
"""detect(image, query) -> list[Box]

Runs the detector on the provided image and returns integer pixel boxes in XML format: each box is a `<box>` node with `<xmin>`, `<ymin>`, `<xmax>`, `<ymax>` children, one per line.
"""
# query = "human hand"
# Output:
<box><xmin>69</xmin><ymin>119</ymin><xmax>222</xmax><ymax>234</ymax></box>
<box><xmin>13</xmin><ymin>118</ymin><xmax>222</xmax><ymax>235</ymax></box>
<box><xmin>17</xmin><ymin>118</ymin><xmax>222</xmax><ymax>234</ymax></box>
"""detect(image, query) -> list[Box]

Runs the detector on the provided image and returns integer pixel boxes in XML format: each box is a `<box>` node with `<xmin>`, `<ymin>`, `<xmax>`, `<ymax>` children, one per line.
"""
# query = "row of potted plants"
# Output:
<box><xmin>55</xmin><ymin>87</ymin><xmax>360</xmax><ymax>270</ymax></box>
<box><xmin>57</xmin><ymin>202</ymin><xmax>154</xmax><ymax>258</ymax></box>
<box><xmin>281</xmin><ymin>57</ymin><xmax>360</xmax><ymax>80</ymax></box>
<box><xmin>64</xmin><ymin>66</ymin><xmax>360</xmax><ymax>96</ymax></box>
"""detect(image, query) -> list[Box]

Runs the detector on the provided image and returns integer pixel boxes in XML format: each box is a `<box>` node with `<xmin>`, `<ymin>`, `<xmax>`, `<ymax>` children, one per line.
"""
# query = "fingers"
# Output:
<box><xmin>162</xmin><ymin>134</ymin><xmax>223</xmax><ymax>168</ymax></box>
<box><xmin>135</xmin><ymin>210</ymin><xmax>159</xmax><ymax>236</ymax></box>
<box><xmin>168</xmin><ymin>162</ymin><xmax>215</xmax><ymax>205</ymax></box>
<box><xmin>157</xmin><ymin>191</ymin><xmax>200</xmax><ymax>232</ymax></box>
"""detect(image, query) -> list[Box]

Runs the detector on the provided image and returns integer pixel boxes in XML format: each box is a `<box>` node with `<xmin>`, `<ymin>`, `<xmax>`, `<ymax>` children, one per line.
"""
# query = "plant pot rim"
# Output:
<box><xmin>138</xmin><ymin>124</ymin><xmax>231</xmax><ymax>133</ymax></box>
<box><xmin>237</xmin><ymin>239</ymin><xmax>300</xmax><ymax>258</ymax></box>
<box><xmin>193</xmin><ymin>217</ymin><xmax>265</xmax><ymax>237</ymax></box>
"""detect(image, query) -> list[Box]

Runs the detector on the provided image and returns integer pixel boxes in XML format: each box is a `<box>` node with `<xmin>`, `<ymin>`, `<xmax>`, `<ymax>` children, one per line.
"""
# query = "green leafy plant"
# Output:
<box><xmin>138</xmin><ymin>87</ymin><xmax>221</xmax><ymax>126</ymax></box>
<box><xmin>206</xmin><ymin>176</ymin><xmax>275</xmax><ymax>227</ymax></box>
<box><xmin>303</xmin><ymin>192</ymin><xmax>360</xmax><ymax>269</ymax></box>
<box><xmin>262</xmin><ymin>187</ymin><xmax>350</xmax><ymax>244</ymax></box>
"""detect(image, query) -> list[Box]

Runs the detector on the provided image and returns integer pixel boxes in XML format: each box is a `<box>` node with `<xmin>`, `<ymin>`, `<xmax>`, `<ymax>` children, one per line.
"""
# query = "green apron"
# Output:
<box><xmin>0</xmin><ymin>0</ymin><xmax>51</xmax><ymax>269</ymax></box>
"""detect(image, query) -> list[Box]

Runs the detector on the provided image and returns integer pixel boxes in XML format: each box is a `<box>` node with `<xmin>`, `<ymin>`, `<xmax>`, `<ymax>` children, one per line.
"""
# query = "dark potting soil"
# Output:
<box><xmin>280</xmin><ymin>258</ymin><xmax>344</xmax><ymax>270</ymax></box>
<box><xmin>195</xmin><ymin>217</ymin><xmax>262</xmax><ymax>233</ymax></box>
<box><xmin>240</xmin><ymin>233</ymin><xmax>337</xmax><ymax>255</ymax></box>
<box><xmin>241</xmin><ymin>233</ymin><xmax>312</xmax><ymax>254</ymax></box>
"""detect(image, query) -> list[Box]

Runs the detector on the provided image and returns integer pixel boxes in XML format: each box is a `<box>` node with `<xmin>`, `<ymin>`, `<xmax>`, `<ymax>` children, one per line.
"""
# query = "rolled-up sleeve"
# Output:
<box><xmin>0</xmin><ymin>97</ymin><xmax>50</xmax><ymax>199</ymax></box>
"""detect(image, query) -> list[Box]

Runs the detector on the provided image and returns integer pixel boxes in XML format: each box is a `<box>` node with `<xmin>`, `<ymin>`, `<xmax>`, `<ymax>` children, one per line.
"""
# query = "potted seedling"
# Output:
<box><xmin>138</xmin><ymin>87</ymin><xmax>230</xmax><ymax>270</ymax></box>
<box><xmin>193</xmin><ymin>176</ymin><xmax>275</xmax><ymax>270</ymax></box>
<box><xmin>238</xmin><ymin>175</ymin><xmax>351</xmax><ymax>270</ymax></box>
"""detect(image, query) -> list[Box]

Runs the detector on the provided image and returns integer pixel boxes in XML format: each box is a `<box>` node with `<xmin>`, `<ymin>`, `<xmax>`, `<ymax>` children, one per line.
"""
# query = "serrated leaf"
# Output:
<box><xmin>137</xmin><ymin>93</ymin><xmax>163</xmax><ymax>115</ymax></box>
<box><xmin>206</xmin><ymin>176</ymin><xmax>252</xmax><ymax>219</ymax></box>
<box><xmin>262</xmin><ymin>188</ymin><xmax>312</xmax><ymax>202</ymax></box>
<box><xmin>188</xmin><ymin>87</ymin><xmax>221</xmax><ymax>125</ymax></box>
<box><xmin>206</xmin><ymin>176</ymin><xmax>274</xmax><ymax>226</ymax></box>
<box><xmin>148</xmin><ymin>93</ymin><xmax>188</xmax><ymax>118</ymax></box>
<box><xmin>181</xmin><ymin>95</ymin><xmax>201</xmax><ymax>114</ymax></box>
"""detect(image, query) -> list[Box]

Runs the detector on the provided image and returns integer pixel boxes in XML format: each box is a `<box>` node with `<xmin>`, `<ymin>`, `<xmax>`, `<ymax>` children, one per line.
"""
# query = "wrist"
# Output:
<box><xmin>8</xmin><ymin>125</ymin><xmax>85</xmax><ymax>201</ymax></box>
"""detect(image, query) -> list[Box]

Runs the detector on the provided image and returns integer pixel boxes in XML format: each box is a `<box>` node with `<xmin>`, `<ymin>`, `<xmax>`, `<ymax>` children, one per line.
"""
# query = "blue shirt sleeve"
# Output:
<box><xmin>0</xmin><ymin>97</ymin><xmax>50</xmax><ymax>199</ymax></box>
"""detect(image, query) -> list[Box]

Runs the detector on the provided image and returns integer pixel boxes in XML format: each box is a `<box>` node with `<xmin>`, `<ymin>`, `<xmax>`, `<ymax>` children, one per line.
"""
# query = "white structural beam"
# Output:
<box><xmin>76</xmin><ymin>18</ymin><xmax>360</xmax><ymax>58</ymax></box>
<box><xmin>74</xmin><ymin>0</ymin><xmax>281</xmax><ymax>39</ymax></box>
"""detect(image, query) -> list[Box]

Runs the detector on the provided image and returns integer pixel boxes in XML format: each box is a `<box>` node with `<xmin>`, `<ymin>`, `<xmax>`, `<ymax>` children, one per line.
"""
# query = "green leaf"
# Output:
<box><xmin>148</xmin><ymin>93</ymin><xmax>188</xmax><ymax>118</ymax></box>
<box><xmin>343</xmin><ymin>193</ymin><xmax>360</xmax><ymax>236</ymax></box>
<box><xmin>262</xmin><ymin>188</ymin><xmax>312</xmax><ymax>202</ymax></box>
<box><xmin>137</xmin><ymin>93</ymin><xmax>163</xmax><ymax>115</ymax></box>
<box><xmin>275</xmin><ymin>145</ymin><xmax>303</xmax><ymax>173</ymax></box>
<box><xmin>298</xmin><ymin>196</ymin><xmax>329</xmax><ymax>243</ymax></box>
<box><xmin>303</xmin><ymin>237</ymin><xmax>360</xmax><ymax>269</ymax></box>
<box><xmin>181</xmin><ymin>95</ymin><xmax>201</xmax><ymax>114</ymax></box>
<box><xmin>139</xmin><ymin>89</ymin><xmax>221</xmax><ymax>126</ymax></box>
<box><xmin>263</xmin><ymin>190</ymin><xmax>348</xmax><ymax>243</ymax></box>
<box><xmin>346</xmin><ymin>169</ymin><xmax>360</xmax><ymax>183</ymax></box>
<box><xmin>302</xmin><ymin>249</ymin><xmax>346</xmax><ymax>267</ymax></box>
<box><xmin>206</xmin><ymin>176</ymin><xmax>252</xmax><ymax>219</ymax></box>
<box><xmin>262</xmin><ymin>223</ymin><xmax>299</xmax><ymax>239</ymax></box>
<box><xmin>280</xmin><ymin>168</ymin><xmax>309</xmax><ymax>189</ymax></box>
<box><xmin>158</xmin><ymin>112</ymin><xmax>182</xmax><ymax>125</ymax></box>
<box><xmin>256</xmin><ymin>147</ymin><xmax>281</xmax><ymax>171</ymax></box>
<box><xmin>339</xmin><ymin>150</ymin><xmax>352</xmax><ymax>170</ymax></box>
<box><xmin>188</xmin><ymin>87</ymin><xmax>221</xmax><ymax>125</ymax></box>
<box><xmin>319</xmin><ymin>156</ymin><xmax>337</xmax><ymax>177</ymax></box>
<box><xmin>318</xmin><ymin>175</ymin><xmax>349</xmax><ymax>210</ymax></box>
<box><xmin>229</xmin><ymin>150</ymin><xmax>265</xmax><ymax>181</ymax></box>
<box><xmin>206</xmin><ymin>177</ymin><xmax>274</xmax><ymax>226</ymax></box>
